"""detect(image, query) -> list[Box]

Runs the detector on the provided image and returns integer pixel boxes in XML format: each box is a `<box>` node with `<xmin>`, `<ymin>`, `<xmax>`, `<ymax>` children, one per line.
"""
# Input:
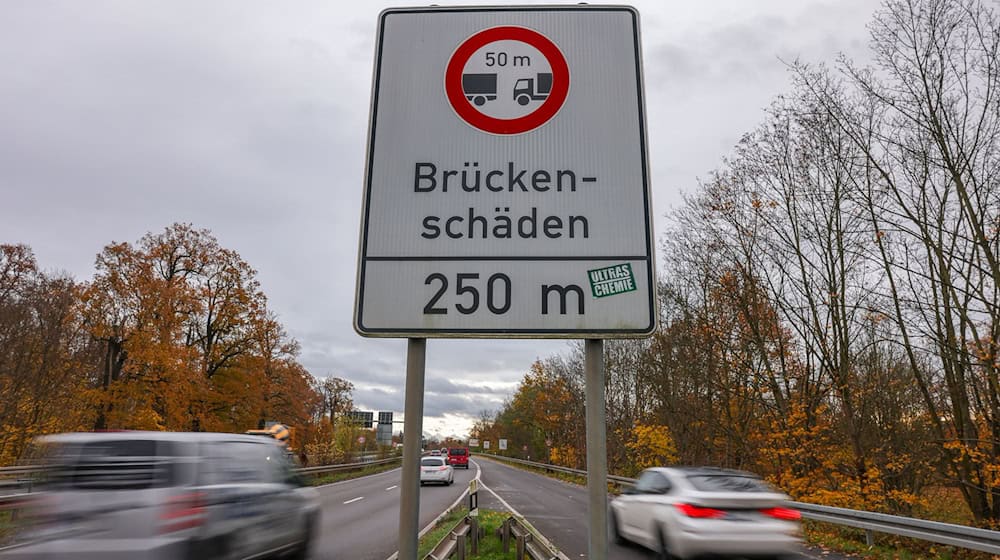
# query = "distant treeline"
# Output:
<box><xmin>0</xmin><ymin>224</ymin><xmax>356</xmax><ymax>465</ymax></box>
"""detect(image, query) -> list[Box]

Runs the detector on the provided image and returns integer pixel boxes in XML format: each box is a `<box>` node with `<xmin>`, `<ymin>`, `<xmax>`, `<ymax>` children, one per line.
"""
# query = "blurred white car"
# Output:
<box><xmin>419</xmin><ymin>456</ymin><xmax>454</xmax><ymax>486</ymax></box>
<box><xmin>429</xmin><ymin>449</ymin><xmax>441</xmax><ymax>456</ymax></box>
<box><xmin>609</xmin><ymin>467</ymin><xmax>802</xmax><ymax>559</ymax></box>
<box><xmin>4</xmin><ymin>431</ymin><xmax>319</xmax><ymax>560</ymax></box>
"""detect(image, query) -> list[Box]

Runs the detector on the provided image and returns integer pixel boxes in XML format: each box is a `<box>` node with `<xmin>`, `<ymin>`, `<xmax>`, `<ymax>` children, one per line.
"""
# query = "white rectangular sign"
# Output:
<box><xmin>356</xmin><ymin>6</ymin><xmax>655</xmax><ymax>337</ymax></box>
<box><xmin>469</xmin><ymin>438</ymin><xmax>480</xmax><ymax>447</ymax></box>
<box><xmin>499</xmin><ymin>438</ymin><xmax>508</xmax><ymax>450</ymax></box>
<box><xmin>483</xmin><ymin>440</ymin><xmax>491</xmax><ymax>450</ymax></box>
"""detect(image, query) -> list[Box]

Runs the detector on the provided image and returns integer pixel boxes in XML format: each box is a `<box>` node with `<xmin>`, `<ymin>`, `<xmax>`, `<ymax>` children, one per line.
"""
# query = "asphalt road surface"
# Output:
<box><xmin>312</xmin><ymin>463</ymin><xmax>476</xmax><ymax>560</ymax></box>
<box><xmin>475</xmin><ymin>456</ymin><xmax>855</xmax><ymax>560</ymax></box>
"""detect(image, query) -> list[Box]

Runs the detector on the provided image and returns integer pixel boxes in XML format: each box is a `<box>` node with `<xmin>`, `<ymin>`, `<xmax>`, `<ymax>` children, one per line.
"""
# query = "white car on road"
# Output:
<box><xmin>609</xmin><ymin>467</ymin><xmax>802</xmax><ymax>559</ymax></box>
<box><xmin>419</xmin><ymin>456</ymin><xmax>454</xmax><ymax>486</ymax></box>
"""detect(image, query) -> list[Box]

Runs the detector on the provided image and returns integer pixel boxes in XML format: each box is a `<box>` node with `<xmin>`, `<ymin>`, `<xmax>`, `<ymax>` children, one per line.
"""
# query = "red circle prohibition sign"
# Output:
<box><xmin>445</xmin><ymin>26</ymin><xmax>570</xmax><ymax>135</ymax></box>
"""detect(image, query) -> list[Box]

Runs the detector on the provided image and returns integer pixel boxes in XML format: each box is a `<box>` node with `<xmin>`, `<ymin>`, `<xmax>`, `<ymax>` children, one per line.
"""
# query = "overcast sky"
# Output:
<box><xmin>0</xmin><ymin>0</ymin><xmax>877</xmax><ymax>440</ymax></box>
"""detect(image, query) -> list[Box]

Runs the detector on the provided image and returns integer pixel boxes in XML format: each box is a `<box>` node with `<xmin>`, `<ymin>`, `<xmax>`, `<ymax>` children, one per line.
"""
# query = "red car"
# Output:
<box><xmin>447</xmin><ymin>447</ymin><xmax>470</xmax><ymax>469</ymax></box>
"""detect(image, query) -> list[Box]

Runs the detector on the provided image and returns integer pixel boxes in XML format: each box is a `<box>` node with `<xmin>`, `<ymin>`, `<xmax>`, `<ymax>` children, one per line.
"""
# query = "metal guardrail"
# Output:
<box><xmin>496</xmin><ymin>516</ymin><xmax>560</xmax><ymax>560</ymax></box>
<box><xmin>481</xmin><ymin>452</ymin><xmax>1000</xmax><ymax>554</ymax></box>
<box><xmin>296</xmin><ymin>456</ymin><xmax>401</xmax><ymax>476</ymax></box>
<box><xmin>424</xmin><ymin>516</ymin><xmax>479</xmax><ymax>560</ymax></box>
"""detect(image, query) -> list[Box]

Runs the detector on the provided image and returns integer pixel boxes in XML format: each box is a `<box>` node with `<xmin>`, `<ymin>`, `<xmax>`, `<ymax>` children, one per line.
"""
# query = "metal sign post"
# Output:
<box><xmin>398</xmin><ymin>339</ymin><xmax>426</xmax><ymax>560</ymax></box>
<box><xmin>585</xmin><ymin>339</ymin><xmax>607</xmax><ymax>559</ymax></box>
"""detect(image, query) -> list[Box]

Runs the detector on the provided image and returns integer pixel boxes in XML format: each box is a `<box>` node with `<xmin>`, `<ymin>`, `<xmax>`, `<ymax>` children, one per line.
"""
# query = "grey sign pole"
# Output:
<box><xmin>398</xmin><ymin>338</ymin><xmax>426</xmax><ymax>560</ymax></box>
<box><xmin>585</xmin><ymin>339</ymin><xmax>608</xmax><ymax>559</ymax></box>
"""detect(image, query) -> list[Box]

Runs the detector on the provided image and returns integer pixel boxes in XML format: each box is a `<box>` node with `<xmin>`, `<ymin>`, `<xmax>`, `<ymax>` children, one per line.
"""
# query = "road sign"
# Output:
<box><xmin>347</xmin><ymin>410</ymin><xmax>374</xmax><ymax>428</ymax></box>
<box><xmin>499</xmin><ymin>438</ymin><xmax>507</xmax><ymax>450</ymax></box>
<box><xmin>484</xmin><ymin>440</ymin><xmax>491</xmax><ymax>450</ymax></box>
<box><xmin>355</xmin><ymin>6</ymin><xmax>655</xmax><ymax>338</ymax></box>
<box><xmin>376</xmin><ymin>423</ymin><xmax>392</xmax><ymax>446</ymax></box>
<box><xmin>469</xmin><ymin>479</ymin><xmax>479</xmax><ymax>517</ymax></box>
<box><xmin>358</xmin><ymin>436</ymin><xmax>366</xmax><ymax>444</ymax></box>
<box><xmin>469</xmin><ymin>438</ymin><xmax>479</xmax><ymax>447</ymax></box>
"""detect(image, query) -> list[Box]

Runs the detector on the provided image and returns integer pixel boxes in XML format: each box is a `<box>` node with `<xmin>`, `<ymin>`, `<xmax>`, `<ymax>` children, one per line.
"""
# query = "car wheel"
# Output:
<box><xmin>288</xmin><ymin>513</ymin><xmax>316</xmax><ymax>560</ymax></box>
<box><xmin>609</xmin><ymin>510</ymin><xmax>626</xmax><ymax>545</ymax></box>
<box><xmin>657</xmin><ymin>527</ymin><xmax>677</xmax><ymax>560</ymax></box>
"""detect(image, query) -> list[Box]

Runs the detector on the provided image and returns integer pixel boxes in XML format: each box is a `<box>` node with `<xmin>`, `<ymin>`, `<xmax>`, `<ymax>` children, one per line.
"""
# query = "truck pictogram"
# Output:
<box><xmin>462</xmin><ymin>73</ymin><xmax>498</xmax><ymax>106</ymax></box>
<box><xmin>513</xmin><ymin>73</ymin><xmax>553</xmax><ymax>105</ymax></box>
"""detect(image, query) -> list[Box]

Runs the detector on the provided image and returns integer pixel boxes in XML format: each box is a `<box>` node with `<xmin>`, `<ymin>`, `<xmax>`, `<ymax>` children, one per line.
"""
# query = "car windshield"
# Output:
<box><xmin>421</xmin><ymin>458</ymin><xmax>444</xmax><ymax>466</ymax></box>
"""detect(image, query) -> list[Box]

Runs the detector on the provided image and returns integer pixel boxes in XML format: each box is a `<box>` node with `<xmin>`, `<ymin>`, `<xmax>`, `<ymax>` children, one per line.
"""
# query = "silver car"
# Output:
<box><xmin>3</xmin><ymin>431</ymin><xmax>320</xmax><ymax>560</ymax></box>
<box><xmin>419</xmin><ymin>456</ymin><xmax>454</xmax><ymax>486</ymax></box>
<box><xmin>609</xmin><ymin>467</ymin><xmax>802</xmax><ymax>559</ymax></box>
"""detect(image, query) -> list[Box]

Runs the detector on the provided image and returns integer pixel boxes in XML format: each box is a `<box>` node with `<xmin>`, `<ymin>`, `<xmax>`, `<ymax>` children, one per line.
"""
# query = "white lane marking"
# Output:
<box><xmin>343</xmin><ymin>497</ymin><xmax>364</xmax><ymax>504</ymax></box>
<box><xmin>384</xmin><ymin>461</ymin><xmax>481</xmax><ymax>560</ymax></box>
<box><xmin>314</xmin><ymin>465</ymin><xmax>402</xmax><ymax>489</ymax></box>
<box><xmin>386</xmin><ymin>485</ymin><xmax>398</xmax><ymax>491</ymax></box>
<box><xmin>476</xmin><ymin>458</ymin><xmax>572</xmax><ymax>560</ymax></box>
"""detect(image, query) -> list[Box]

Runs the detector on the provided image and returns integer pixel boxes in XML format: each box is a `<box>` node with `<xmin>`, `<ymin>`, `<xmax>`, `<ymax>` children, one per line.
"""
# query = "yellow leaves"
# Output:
<box><xmin>549</xmin><ymin>445</ymin><xmax>581</xmax><ymax>468</ymax></box>
<box><xmin>625</xmin><ymin>423</ymin><xmax>678</xmax><ymax>473</ymax></box>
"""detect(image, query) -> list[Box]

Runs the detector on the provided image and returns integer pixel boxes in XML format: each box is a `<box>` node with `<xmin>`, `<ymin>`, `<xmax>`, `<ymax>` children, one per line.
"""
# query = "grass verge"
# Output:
<box><xmin>803</xmin><ymin>520</ymin><xmax>995</xmax><ymax>560</ymax></box>
<box><xmin>307</xmin><ymin>459</ymin><xmax>401</xmax><ymax>486</ymax></box>
<box><xmin>418</xmin><ymin>508</ymin><xmax>514</xmax><ymax>560</ymax></box>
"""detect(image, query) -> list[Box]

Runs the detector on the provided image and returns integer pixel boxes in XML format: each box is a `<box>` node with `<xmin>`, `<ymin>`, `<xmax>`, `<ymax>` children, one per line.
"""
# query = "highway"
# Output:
<box><xmin>311</xmin><ymin>456</ymin><xmax>855</xmax><ymax>560</ymax></box>
<box><xmin>313</xmin><ymin>462</ymin><xmax>476</xmax><ymax>559</ymax></box>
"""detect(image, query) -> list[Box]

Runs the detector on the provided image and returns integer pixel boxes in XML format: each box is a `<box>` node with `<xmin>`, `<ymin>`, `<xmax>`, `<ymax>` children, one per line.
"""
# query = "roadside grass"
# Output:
<box><xmin>803</xmin><ymin>521</ymin><xmax>993</xmax><ymax>560</ymax></box>
<box><xmin>0</xmin><ymin>510</ymin><xmax>13</xmax><ymax>545</ymax></box>
<box><xmin>307</xmin><ymin>459</ymin><xmax>401</xmax><ymax>486</ymax></box>
<box><xmin>477</xmin><ymin>455</ymin><xmax>994</xmax><ymax>560</ymax></box>
<box><xmin>418</xmin><ymin>508</ymin><xmax>513</xmax><ymax>559</ymax></box>
<box><xmin>802</xmin><ymin>486</ymin><xmax>992</xmax><ymax>560</ymax></box>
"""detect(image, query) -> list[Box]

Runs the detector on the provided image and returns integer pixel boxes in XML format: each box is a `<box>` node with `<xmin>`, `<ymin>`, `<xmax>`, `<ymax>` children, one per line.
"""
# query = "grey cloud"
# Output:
<box><xmin>1</xmin><ymin>0</ymin><xmax>878</xmax><ymax>440</ymax></box>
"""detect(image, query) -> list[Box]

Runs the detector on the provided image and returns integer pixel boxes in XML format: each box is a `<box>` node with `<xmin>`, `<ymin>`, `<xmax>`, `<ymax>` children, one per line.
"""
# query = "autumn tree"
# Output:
<box><xmin>79</xmin><ymin>224</ymin><xmax>322</xmax><ymax>435</ymax></box>
<box><xmin>0</xmin><ymin>245</ymin><xmax>95</xmax><ymax>463</ymax></box>
<box><xmin>789</xmin><ymin>0</ymin><xmax>1000</xmax><ymax>521</ymax></box>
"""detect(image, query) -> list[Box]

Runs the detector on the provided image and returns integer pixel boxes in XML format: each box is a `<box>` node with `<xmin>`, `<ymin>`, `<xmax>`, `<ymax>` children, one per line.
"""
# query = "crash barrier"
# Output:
<box><xmin>0</xmin><ymin>466</ymin><xmax>42</xmax><ymax>494</ymax></box>
<box><xmin>423</xmin><ymin>513</ymin><xmax>558</xmax><ymax>560</ymax></box>
<box><xmin>296</xmin><ymin>456</ymin><xmax>401</xmax><ymax>477</ymax></box>
<box><xmin>496</xmin><ymin>516</ymin><xmax>560</xmax><ymax>560</ymax></box>
<box><xmin>424</xmin><ymin>516</ymin><xmax>481</xmax><ymax>560</ymax></box>
<box><xmin>481</xmin><ymin>453</ymin><xmax>1000</xmax><ymax>555</ymax></box>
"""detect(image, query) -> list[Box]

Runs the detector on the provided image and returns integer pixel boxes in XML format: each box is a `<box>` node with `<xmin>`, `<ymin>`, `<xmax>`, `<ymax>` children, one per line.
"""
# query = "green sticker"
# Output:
<box><xmin>588</xmin><ymin>263</ymin><xmax>636</xmax><ymax>298</ymax></box>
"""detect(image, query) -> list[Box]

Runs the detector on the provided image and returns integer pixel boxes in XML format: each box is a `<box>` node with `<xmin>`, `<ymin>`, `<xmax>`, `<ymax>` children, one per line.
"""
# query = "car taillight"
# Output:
<box><xmin>159</xmin><ymin>491</ymin><xmax>206</xmax><ymax>533</ymax></box>
<box><xmin>761</xmin><ymin>507</ymin><xmax>801</xmax><ymax>520</ymax></box>
<box><xmin>439</xmin><ymin>466</ymin><xmax>449</xmax><ymax>471</ymax></box>
<box><xmin>674</xmin><ymin>503</ymin><xmax>726</xmax><ymax>519</ymax></box>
